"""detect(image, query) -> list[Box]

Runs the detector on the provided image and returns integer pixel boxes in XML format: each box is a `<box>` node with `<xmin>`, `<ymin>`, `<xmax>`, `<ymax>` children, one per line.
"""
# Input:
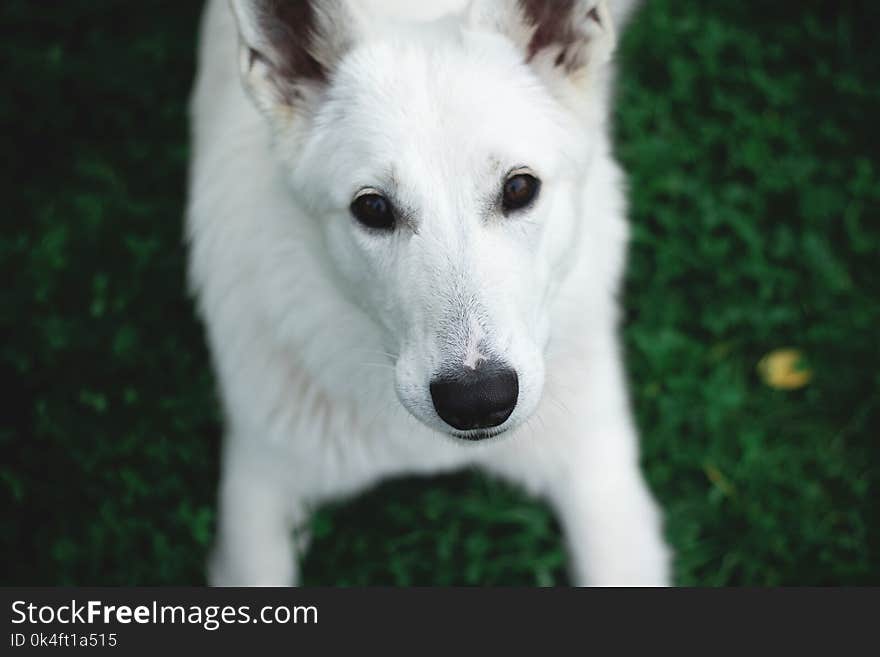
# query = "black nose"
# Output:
<box><xmin>430</xmin><ymin>364</ymin><xmax>519</xmax><ymax>432</ymax></box>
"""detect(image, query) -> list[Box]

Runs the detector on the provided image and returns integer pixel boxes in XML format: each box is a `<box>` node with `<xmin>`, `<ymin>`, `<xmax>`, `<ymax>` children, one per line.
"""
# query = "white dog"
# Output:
<box><xmin>186</xmin><ymin>0</ymin><xmax>671</xmax><ymax>586</ymax></box>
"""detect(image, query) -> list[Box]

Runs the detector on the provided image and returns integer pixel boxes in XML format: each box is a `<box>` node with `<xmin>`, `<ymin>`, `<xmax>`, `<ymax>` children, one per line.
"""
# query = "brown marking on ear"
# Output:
<box><xmin>519</xmin><ymin>0</ymin><xmax>604</xmax><ymax>72</ymax></box>
<box><xmin>256</xmin><ymin>0</ymin><xmax>327</xmax><ymax>83</ymax></box>
<box><xmin>519</xmin><ymin>0</ymin><xmax>579</xmax><ymax>63</ymax></box>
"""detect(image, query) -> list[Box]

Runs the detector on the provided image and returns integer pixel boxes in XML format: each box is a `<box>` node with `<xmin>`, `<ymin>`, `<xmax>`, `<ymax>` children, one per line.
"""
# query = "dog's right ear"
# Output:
<box><xmin>466</xmin><ymin>0</ymin><xmax>617</xmax><ymax>97</ymax></box>
<box><xmin>229</xmin><ymin>0</ymin><xmax>361</xmax><ymax>124</ymax></box>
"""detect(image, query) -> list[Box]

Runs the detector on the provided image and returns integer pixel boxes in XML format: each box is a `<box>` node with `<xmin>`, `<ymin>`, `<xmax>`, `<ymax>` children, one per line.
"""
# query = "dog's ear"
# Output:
<box><xmin>467</xmin><ymin>0</ymin><xmax>617</xmax><ymax>91</ymax></box>
<box><xmin>229</xmin><ymin>0</ymin><xmax>361</xmax><ymax>122</ymax></box>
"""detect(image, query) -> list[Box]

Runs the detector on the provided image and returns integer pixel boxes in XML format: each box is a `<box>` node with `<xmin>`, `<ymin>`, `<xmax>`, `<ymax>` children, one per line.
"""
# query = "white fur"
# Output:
<box><xmin>187</xmin><ymin>0</ymin><xmax>670</xmax><ymax>586</ymax></box>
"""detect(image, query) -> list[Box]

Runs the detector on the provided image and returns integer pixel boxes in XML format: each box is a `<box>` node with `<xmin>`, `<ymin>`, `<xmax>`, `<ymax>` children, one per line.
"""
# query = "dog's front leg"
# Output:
<box><xmin>489</xmin><ymin>407</ymin><xmax>671</xmax><ymax>586</ymax></box>
<box><xmin>530</xmin><ymin>342</ymin><xmax>672</xmax><ymax>586</ymax></box>
<box><xmin>547</xmin><ymin>427</ymin><xmax>672</xmax><ymax>587</ymax></box>
<box><xmin>550</xmin><ymin>434</ymin><xmax>670</xmax><ymax>586</ymax></box>
<box><xmin>207</xmin><ymin>449</ymin><xmax>302</xmax><ymax>586</ymax></box>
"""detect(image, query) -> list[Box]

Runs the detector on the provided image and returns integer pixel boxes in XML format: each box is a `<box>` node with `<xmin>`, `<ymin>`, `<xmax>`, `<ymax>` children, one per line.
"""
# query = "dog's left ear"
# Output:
<box><xmin>229</xmin><ymin>0</ymin><xmax>364</xmax><ymax>125</ymax></box>
<box><xmin>467</xmin><ymin>0</ymin><xmax>616</xmax><ymax>92</ymax></box>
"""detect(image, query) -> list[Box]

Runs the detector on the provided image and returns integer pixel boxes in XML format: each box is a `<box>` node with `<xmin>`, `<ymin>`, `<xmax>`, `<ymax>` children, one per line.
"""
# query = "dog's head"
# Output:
<box><xmin>230</xmin><ymin>0</ymin><xmax>619</xmax><ymax>440</ymax></box>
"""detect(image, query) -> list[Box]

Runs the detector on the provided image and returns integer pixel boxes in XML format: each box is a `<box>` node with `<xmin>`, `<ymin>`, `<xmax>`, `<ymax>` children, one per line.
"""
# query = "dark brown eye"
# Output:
<box><xmin>351</xmin><ymin>192</ymin><xmax>395</xmax><ymax>230</ymax></box>
<box><xmin>502</xmin><ymin>173</ymin><xmax>541</xmax><ymax>213</ymax></box>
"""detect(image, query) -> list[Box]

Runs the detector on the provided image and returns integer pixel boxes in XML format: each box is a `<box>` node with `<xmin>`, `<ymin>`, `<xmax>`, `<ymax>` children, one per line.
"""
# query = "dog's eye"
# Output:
<box><xmin>351</xmin><ymin>192</ymin><xmax>395</xmax><ymax>230</ymax></box>
<box><xmin>502</xmin><ymin>173</ymin><xmax>541</xmax><ymax>213</ymax></box>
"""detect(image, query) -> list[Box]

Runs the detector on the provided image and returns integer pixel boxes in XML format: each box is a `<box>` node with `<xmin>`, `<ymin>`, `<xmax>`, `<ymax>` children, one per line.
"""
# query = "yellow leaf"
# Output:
<box><xmin>757</xmin><ymin>348</ymin><xmax>812</xmax><ymax>390</ymax></box>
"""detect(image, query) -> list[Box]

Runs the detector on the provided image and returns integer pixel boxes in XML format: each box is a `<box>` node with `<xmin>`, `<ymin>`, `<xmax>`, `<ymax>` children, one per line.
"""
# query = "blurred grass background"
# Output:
<box><xmin>1</xmin><ymin>0</ymin><xmax>878</xmax><ymax>585</ymax></box>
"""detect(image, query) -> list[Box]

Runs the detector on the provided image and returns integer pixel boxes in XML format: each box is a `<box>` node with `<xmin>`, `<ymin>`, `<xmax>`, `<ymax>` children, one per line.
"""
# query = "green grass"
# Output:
<box><xmin>1</xmin><ymin>0</ymin><xmax>878</xmax><ymax>585</ymax></box>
